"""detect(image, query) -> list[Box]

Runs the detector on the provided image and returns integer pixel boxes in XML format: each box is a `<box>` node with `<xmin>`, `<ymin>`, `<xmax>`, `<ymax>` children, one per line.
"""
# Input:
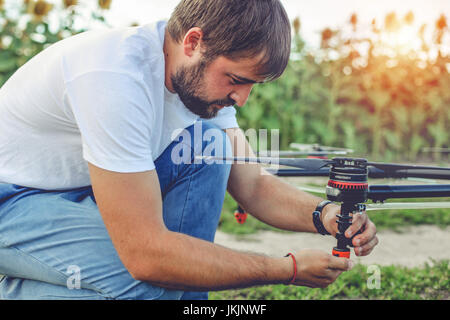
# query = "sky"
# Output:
<box><xmin>98</xmin><ymin>0</ymin><xmax>450</xmax><ymax>48</ymax></box>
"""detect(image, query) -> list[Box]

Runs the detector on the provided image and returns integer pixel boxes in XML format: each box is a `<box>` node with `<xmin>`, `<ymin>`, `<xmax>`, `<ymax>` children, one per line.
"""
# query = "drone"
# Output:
<box><xmin>197</xmin><ymin>153</ymin><xmax>450</xmax><ymax>259</ymax></box>
<box><xmin>290</xmin><ymin>143</ymin><xmax>354</xmax><ymax>153</ymax></box>
<box><xmin>256</xmin><ymin>143</ymin><xmax>354</xmax><ymax>158</ymax></box>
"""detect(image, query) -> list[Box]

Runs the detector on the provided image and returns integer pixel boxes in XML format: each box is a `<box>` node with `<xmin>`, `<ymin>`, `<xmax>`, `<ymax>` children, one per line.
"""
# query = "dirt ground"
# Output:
<box><xmin>214</xmin><ymin>225</ymin><xmax>450</xmax><ymax>268</ymax></box>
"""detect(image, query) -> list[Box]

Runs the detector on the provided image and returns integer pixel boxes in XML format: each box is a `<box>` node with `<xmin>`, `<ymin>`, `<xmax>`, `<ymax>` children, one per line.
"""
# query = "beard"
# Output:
<box><xmin>171</xmin><ymin>60</ymin><xmax>235</xmax><ymax>119</ymax></box>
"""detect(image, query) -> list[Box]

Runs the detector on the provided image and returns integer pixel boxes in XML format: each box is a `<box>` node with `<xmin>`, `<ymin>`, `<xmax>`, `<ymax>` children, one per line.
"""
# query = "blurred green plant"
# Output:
<box><xmin>238</xmin><ymin>13</ymin><xmax>450</xmax><ymax>162</ymax></box>
<box><xmin>0</xmin><ymin>0</ymin><xmax>109</xmax><ymax>86</ymax></box>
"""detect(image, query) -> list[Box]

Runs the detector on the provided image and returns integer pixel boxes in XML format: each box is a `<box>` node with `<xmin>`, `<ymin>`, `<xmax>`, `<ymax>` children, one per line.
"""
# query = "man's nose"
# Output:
<box><xmin>230</xmin><ymin>84</ymin><xmax>253</xmax><ymax>107</ymax></box>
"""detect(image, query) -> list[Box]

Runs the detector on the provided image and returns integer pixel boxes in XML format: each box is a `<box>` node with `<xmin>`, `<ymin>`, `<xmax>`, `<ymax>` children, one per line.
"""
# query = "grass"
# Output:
<box><xmin>210</xmin><ymin>260</ymin><xmax>450</xmax><ymax>300</ymax></box>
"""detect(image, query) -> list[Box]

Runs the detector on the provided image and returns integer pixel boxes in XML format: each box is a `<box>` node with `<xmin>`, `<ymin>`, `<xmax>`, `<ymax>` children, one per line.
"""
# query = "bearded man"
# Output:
<box><xmin>0</xmin><ymin>0</ymin><xmax>378</xmax><ymax>300</ymax></box>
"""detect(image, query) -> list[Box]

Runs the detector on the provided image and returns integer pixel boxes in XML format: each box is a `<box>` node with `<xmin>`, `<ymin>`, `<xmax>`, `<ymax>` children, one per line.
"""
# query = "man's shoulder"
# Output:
<box><xmin>59</xmin><ymin>21</ymin><xmax>166</xmax><ymax>81</ymax></box>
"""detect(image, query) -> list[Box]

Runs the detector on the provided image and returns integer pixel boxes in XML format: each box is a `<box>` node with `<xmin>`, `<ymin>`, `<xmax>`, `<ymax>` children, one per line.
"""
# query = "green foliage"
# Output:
<box><xmin>0</xmin><ymin>0</ymin><xmax>107</xmax><ymax>87</ymax></box>
<box><xmin>238</xmin><ymin>14</ymin><xmax>450</xmax><ymax>162</ymax></box>
<box><xmin>210</xmin><ymin>260</ymin><xmax>450</xmax><ymax>300</ymax></box>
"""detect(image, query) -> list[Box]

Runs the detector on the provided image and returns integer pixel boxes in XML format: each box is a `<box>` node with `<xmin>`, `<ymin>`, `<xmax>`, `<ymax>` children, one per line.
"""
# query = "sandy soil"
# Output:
<box><xmin>214</xmin><ymin>225</ymin><xmax>450</xmax><ymax>268</ymax></box>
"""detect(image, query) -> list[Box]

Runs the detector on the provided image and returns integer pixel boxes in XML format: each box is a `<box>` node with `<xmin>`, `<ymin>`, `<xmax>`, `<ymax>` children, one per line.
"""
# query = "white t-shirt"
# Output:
<box><xmin>0</xmin><ymin>21</ymin><xmax>239</xmax><ymax>190</ymax></box>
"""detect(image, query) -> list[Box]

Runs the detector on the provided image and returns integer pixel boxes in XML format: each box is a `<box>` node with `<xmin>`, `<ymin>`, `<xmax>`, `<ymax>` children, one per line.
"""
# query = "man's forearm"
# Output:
<box><xmin>235</xmin><ymin>171</ymin><xmax>335</xmax><ymax>233</ymax></box>
<box><xmin>132</xmin><ymin>229</ymin><xmax>292</xmax><ymax>291</ymax></box>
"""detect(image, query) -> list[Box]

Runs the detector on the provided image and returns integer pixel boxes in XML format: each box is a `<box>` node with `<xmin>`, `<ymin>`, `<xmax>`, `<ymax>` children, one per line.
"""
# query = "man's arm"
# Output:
<box><xmin>87</xmin><ymin>162</ymin><xmax>293</xmax><ymax>291</ymax></box>
<box><xmin>225</xmin><ymin>127</ymin><xmax>328</xmax><ymax>233</ymax></box>
<box><xmin>225</xmin><ymin>128</ymin><xmax>378</xmax><ymax>257</ymax></box>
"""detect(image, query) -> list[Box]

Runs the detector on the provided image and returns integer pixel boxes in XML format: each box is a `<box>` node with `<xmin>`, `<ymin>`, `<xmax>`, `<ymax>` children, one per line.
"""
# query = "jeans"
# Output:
<box><xmin>0</xmin><ymin>122</ymin><xmax>232</xmax><ymax>299</ymax></box>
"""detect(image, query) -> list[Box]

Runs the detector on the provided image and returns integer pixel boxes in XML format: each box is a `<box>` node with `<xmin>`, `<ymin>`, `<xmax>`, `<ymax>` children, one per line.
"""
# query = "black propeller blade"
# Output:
<box><xmin>290</xmin><ymin>143</ymin><xmax>354</xmax><ymax>153</ymax></box>
<box><xmin>366</xmin><ymin>161</ymin><xmax>450</xmax><ymax>172</ymax></box>
<box><xmin>197</xmin><ymin>156</ymin><xmax>450</xmax><ymax>180</ymax></box>
<box><xmin>199</xmin><ymin>156</ymin><xmax>332</xmax><ymax>170</ymax></box>
<box><xmin>256</xmin><ymin>150</ymin><xmax>347</xmax><ymax>157</ymax></box>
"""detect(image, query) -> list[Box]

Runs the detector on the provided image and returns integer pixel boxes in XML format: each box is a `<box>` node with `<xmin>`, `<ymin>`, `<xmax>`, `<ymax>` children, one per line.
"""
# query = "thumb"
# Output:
<box><xmin>328</xmin><ymin>256</ymin><xmax>354</xmax><ymax>271</ymax></box>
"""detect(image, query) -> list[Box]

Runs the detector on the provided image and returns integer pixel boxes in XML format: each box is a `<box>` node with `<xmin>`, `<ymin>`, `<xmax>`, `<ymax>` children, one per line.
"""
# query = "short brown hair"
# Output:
<box><xmin>167</xmin><ymin>0</ymin><xmax>291</xmax><ymax>81</ymax></box>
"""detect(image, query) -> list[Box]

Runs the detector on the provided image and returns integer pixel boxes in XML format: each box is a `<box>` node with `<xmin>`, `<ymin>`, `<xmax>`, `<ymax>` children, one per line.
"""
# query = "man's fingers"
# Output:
<box><xmin>323</xmin><ymin>268</ymin><xmax>344</xmax><ymax>281</ymax></box>
<box><xmin>345</xmin><ymin>211</ymin><xmax>368</xmax><ymax>238</ymax></box>
<box><xmin>352</xmin><ymin>220</ymin><xmax>377</xmax><ymax>247</ymax></box>
<box><xmin>355</xmin><ymin>235</ymin><xmax>379</xmax><ymax>256</ymax></box>
<box><xmin>327</xmin><ymin>256</ymin><xmax>354</xmax><ymax>271</ymax></box>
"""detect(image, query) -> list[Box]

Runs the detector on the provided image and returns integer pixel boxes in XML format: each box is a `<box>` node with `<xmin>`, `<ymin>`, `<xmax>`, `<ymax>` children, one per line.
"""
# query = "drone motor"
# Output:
<box><xmin>326</xmin><ymin>158</ymin><xmax>369</xmax><ymax>203</ymax></box>
<box><xmin>325</xmin><ymin>158</ymin><xmax>369</xmax><ymax>258</ymax></box>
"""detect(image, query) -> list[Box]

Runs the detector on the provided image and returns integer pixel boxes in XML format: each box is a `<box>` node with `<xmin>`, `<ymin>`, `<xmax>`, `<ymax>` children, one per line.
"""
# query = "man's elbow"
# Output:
<box><xmin>124</xmin><ymin>252</ymin><xmax>161</xmax><ymax>282</ymax></box>
<box><xmin>120</xmin><ymin>233</ymin><xmax>169</xmax><ymax>282</ymax></box>
<box><xmin>126</xmin><ymin>261</ymin><xmax>150</xmax><ymax>282</ymax></box>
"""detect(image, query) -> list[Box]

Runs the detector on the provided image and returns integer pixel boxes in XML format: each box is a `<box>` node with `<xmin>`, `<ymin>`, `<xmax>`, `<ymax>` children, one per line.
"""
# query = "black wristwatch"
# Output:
<box><xmin>312</xmin><ymin>200</ymin><xmax>332</xmax><ymax>235</ymax></box>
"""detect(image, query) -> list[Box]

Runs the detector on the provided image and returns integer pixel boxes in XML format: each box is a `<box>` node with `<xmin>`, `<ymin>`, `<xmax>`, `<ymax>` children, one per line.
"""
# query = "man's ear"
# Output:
<box><xmin>182</xmin><ymin>27</ymin><xmax>204</xmax><ymax>58</ymax></box>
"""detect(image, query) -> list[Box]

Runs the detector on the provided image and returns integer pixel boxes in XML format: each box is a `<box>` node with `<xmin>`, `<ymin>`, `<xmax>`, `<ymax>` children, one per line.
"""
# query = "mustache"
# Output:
<box><xmin>210</xmin><ymin>97</ymin><xmax>236</xmax><ymax>106</ymax></box>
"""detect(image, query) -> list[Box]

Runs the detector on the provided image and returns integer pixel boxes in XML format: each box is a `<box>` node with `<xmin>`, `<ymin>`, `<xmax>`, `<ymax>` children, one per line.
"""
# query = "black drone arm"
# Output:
<box><xmin>268</xmin><ymin>167</ymin><xmax>450</xmax><ymax>180</ymax></box>
<box><xmin>266</xmin><ymin>168</ymin><xmax>330</xmax><ymax>177</ymax></box>
<box><xmin>368</xmin><ymin>184</ymin><xmax>450</xmax><ymax>202</ymax></box>
<box><xmin>369</xmin><ymin>168</ymin><xmax>450</xmax><ymax>180</ymax></box>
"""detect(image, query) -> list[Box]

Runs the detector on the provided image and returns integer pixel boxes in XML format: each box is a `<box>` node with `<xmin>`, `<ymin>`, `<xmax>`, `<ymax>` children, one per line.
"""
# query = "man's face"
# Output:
<box><xmin>171</xmin><ymin>54</ymin><xmax>265</xmax><ymax>119</ymax></box>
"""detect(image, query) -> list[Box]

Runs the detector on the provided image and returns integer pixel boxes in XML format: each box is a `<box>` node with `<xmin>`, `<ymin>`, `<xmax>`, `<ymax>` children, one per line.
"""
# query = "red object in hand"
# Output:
<box><xmin>332</xmin><ymin>247</ymin><xmax>351</xmax><ymax>258</ymax></box>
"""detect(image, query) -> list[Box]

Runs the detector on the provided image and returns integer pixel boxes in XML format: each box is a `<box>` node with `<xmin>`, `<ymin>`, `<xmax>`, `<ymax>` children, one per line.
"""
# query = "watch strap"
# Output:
<box><xmin>312</xmin><ymin>200</ymin><xmax>332</xmax><ymax>235</ymax></box>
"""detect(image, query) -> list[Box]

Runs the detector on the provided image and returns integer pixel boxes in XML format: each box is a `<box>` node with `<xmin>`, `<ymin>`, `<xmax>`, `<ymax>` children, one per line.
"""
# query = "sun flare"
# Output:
<box><xmin>380</xmin><ymin>25</ymin><xmax>422</xmax><ymax>54</ymax></box>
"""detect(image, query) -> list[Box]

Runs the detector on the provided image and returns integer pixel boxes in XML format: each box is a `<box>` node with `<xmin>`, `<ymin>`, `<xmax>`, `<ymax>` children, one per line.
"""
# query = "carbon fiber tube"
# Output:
<box><xmin>368</xmin><ymin>184</ymin><xmax>450</xmax><ymax>202</ymax></box>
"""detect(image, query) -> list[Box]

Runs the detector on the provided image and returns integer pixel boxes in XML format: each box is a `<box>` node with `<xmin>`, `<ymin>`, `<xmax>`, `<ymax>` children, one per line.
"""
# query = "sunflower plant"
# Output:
<box><xmin>0</xmin><ymin>0</ymin><xmax>110</xmax><ymax>87</ymax></box>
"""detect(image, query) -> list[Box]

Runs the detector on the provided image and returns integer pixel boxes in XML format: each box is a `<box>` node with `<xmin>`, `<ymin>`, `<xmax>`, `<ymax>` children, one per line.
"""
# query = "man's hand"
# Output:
<box><xmin>291</xmin><ymin>249</ymin><xmax>354</xmax><ymax>288</ymax></box>
<box><xmin>322</xmin><ymin>204</ymin><xmax>379</xmax><ymax>257</ymax></box>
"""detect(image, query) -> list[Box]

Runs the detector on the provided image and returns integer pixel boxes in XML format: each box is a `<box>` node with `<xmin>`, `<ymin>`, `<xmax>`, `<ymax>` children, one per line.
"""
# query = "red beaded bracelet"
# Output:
<box><xmin>285</xmin><ymin>253</ymin><xmax>297</xmax><ymax>284</ymax></box>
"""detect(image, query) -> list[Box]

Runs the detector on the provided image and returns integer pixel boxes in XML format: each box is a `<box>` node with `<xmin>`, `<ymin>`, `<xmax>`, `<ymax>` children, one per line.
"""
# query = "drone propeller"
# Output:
<box><xmin>197</xmin><ymin>156</ymin><xmax>450</xmax><ymax>177</ymax></box>
<box><xmin>290</xmin><ymin>143</ymin><xmax>354</xmax><ymax>153</ymax></box>
<box><xmin>365</xmin><ymin>161</ymin><xmax>450</xmax><ymax>172</ymax></box>
<box><xmin>256</xmin><ymin>150</ymin><xmax>348</xmax><ymax>157</ymax></box>
<box><xmin>198</xmin><ymin>156</ymin><xmax>332</xmax><ymax>170</ymax></box>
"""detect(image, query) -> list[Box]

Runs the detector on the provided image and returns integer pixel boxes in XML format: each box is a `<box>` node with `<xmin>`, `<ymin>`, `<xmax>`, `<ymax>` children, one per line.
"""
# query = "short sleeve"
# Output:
<box><xmin>204</xmin><ymin>106</ymin><xmax>239</xmax><ymax>129</ymax></box>
<box><xmin>64</xmin><ymin>71</ymin><xmax>155</xmax><ymax>173</ymax></box>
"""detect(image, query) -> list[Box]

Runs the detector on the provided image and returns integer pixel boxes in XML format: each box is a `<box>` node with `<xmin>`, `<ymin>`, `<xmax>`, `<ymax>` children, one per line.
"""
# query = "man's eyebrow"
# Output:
<box><xmin>228</xmin><ymin>73</ymin><xmax>265</xmax><ymax>84</ymax></box>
